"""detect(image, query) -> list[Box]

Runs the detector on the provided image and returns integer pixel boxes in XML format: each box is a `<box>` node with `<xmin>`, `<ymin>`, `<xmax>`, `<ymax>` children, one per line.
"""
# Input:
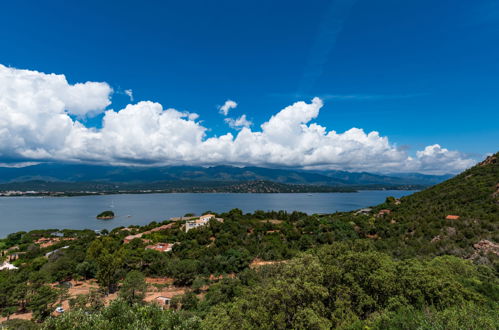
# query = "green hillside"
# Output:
<box><xmin>368</xmin><ymin>152</ymin><xmax>498</xmax><ymax>262</ymax></box>
<box><xmin>0</xmin><ymin>153</ymin><xmax>498</xmax><ymax>329</ymax></box>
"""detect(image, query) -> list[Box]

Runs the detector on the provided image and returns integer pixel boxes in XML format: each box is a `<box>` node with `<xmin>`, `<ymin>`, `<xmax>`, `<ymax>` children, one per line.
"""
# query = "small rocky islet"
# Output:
<box><xmin>96</xmin><ymin>210</ymin><xmax>115</xmax><ymax>220</ymax></box>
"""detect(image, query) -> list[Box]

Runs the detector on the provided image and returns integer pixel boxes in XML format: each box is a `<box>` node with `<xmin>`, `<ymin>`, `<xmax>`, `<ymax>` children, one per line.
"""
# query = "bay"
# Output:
<box><xmin>0</xmin><ymin>190</ymin><xmax>417</xmax><ymax>238</ymax></box>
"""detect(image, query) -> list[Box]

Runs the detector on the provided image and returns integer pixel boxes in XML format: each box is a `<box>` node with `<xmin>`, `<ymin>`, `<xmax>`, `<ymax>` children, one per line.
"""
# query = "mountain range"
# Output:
<box><xmin>0</xmin><ymin>163</ymin><xmax>452</xmax><ymax>188</ymax></box>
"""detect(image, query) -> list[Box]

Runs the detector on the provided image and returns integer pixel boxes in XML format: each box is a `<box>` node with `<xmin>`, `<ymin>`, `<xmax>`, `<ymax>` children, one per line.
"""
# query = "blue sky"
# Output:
<box><xmin>0</xmin><ymin>0</ymin><xmax>497</xmax><ymax>173</ymax></box>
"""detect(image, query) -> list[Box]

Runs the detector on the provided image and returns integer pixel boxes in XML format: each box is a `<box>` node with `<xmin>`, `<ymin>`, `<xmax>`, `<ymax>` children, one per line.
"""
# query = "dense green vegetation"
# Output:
<box><xmin>96</xmin><ymin>211</ymin><xmax>115</xmax><ymax>220</ymax></box>
<box><xmin>202</xmin><ymin>243</ymin><xmax>498</xmax><ymax>329</ymax></box>
<box><xmin>0</xmin><ymin>153</ymin><xmax>497</xmax><ymax>329</ymax></box>
<box><xmin>370</xmin><ymin>153</ymin><xmax>499</xmax><ymax>263</ymax></box>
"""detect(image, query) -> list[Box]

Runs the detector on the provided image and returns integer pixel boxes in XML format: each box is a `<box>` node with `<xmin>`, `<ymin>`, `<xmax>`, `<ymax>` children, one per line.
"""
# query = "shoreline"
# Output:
<box><xmin>0</xmin><ymin>187</ymin><xmax>424</xmax><ymax>198</ymax></box>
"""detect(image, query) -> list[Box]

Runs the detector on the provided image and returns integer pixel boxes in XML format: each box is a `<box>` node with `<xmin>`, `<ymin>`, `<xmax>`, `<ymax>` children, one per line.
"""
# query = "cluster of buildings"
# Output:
<box><xmin>1</xmin><ymin>214</ymin><xmax>223</xmax><ymax>270</ymax></box>
<box><xmin>0</xmin><ymin>190</ymin><xmax>38</xmax><ymax>196</ymax></box>
<box><xmin>122</xmin><ymin>214</ymin><xmax>224</xmax><ymax>254</ymax></box>
<box><xmin>0</xmin><ymin>190</ymin><xmax>67</xmax><ymax>196</ymax></box>
<box><xmin>354</xmin><ymin>208</ymin><xmax>393</xmax><ymax>217</ymax></box>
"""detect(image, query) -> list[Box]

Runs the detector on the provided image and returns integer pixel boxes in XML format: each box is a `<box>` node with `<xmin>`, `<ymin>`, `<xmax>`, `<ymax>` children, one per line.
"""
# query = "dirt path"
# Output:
<box><xmin>0</xmin><ymin>312</ymin><xmax>32</xmax><ymax>323</ymax></box>
<box><xmin>249</xmin><ymin>258</ymin><xmax>286</xmax><ymax>268</ymax></box>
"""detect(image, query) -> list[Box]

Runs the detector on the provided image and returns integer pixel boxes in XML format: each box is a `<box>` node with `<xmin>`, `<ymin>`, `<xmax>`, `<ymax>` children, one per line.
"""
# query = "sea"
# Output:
<box><xmin>0</xmin><ymin>190</ymin><xmax>417</xmax><ymax>238</ymax></box>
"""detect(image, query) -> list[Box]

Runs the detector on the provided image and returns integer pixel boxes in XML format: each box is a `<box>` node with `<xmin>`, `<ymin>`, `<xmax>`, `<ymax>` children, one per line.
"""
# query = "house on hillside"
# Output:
<box><xmin>199</xmin><ymin>214</ymin><xmax>215</xmax><ymax>222</ymax></box>
<box><xmin>377</xmin><ymin>209</ymin><xmax>391</xmax><ymax>217</ymax></box>
<box><xmin>355</xmin><ymin>208</ymin><xmax>372</xmax><ymax>215</ymax></box>
<box><xmin>0</xmin><ymin>262</ymin><xmax>18</xmax><ymax>270</ymax></box>
<box><xmin>185</xmin><ymin>214</ymin><xmax>223</xmax><ymax>232</ymax></box>
<box><xmin>155</xmin><ymin>296</ymin><xmax>171</xmax><ymax>309</ymax></box>
<box><xmin>185</xmin><ymin>219</ymin><xmax>209</xmax><ymax>232</ymax></box>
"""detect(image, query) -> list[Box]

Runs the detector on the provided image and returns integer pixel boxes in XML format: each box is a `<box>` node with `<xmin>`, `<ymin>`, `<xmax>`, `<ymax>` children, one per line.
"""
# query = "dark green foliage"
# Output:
<box><xmin>365</xmin><ymin>303</ymin><xmax>499</xmax><ymax>330</ymax></box>
<box><xmin>203</xmin><ymin>243</ymin><xmax>499</xmax><ymax>329</ymax></box>
<box><xmin>75</xmin><ymin>261</ymin><xmax>96</xmax><ymax>280</ymax></box>
<box><xmin>28</xmin><ymin>285</ymin><xmax>60</xmax><ymax>321</ymax></box>
<box><xmin>0</xmin><ymin>319</ymin><xmax>39</xmax><ymax>330</ymax></box>
<box><xmin>41</xmin><ymin>299</ymin><xmax>200</xmax><ymax>330</ymax></box>
<box><xmin>96</xmin><ymin>210</ymin><xmax>115</xmax><ymax>219</ymax></box>
<box><xmin>68</xmin><ymin>289</ymin><xmax>104</xmax><ymax>313</ymax></box>
<box><xmin>119</xmin><ymin>270</ymin><xmax>147</xmax><ymax>305</ymax></box>
<box><xmin>179</xmin><ymin>292</ymin><xmax>199</xmax><ymax>310</ymax></box>
<box><xmin>191</xmin><ymin>277</ymin><xmax>207</xmax><ymax>293</ymax></box>
<box><xmin>86</xmin><ymin>237</ymin><xmax>125</xmax><ymax>293</ymax></box>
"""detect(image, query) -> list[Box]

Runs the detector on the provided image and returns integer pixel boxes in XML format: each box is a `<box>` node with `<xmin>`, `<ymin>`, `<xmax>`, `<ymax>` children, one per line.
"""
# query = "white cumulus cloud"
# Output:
<box><xmin>0</xmin><ymin>65</ymin><xmax>478</xmax><ymax>174</ymax></box>
<box><xmin>0</xmin><ymin>64</ymin><xmax>112</xmax><ymax>161</ymax></box>
<box><xmin>412</xmin><ymin>144</ymin><xmax>476</xmax><ymax>174</ymax></box>
<box><xmin>225</xmin><ymin>114</ymin><xmax>252</xmax><ymax>129</ymax></box>
<box><xmin>218</xmin><ymin>99</ymin><xmax>237</xmax><ymax>116</ymax></box>
<box><xmin>124</xmin><ymin>89</ymin><xmax>134</xmax><ymax>101</ymax></box>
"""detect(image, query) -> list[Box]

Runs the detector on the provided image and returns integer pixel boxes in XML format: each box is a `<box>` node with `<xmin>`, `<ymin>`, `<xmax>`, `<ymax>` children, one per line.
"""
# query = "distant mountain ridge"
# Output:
<box><xmin>0</xmin><ymin>163</ymin><xmax>452</xmax><ymax>187</ymax></box>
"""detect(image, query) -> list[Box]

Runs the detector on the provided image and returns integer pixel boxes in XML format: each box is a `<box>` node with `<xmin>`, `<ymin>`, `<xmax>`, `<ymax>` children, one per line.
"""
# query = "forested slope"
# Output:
<box><xmin>369</xmin><ymin>152</ymin><xmax>498</xmax><ymax>261</ymax></box>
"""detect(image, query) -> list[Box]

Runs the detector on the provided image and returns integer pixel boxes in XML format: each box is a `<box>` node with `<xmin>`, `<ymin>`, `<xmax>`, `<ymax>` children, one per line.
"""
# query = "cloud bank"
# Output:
<box><xmin>0</xmin><ymin>64</ymin><xmax>476</xmax><ymax>174</ymax></box>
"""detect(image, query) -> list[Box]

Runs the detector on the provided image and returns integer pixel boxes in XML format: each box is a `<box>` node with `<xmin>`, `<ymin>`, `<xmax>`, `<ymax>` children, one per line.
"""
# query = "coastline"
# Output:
<box><xmin>0</xmin><ymin>185</ymin><xmax>425</xmax><ymax>198</ymax></box>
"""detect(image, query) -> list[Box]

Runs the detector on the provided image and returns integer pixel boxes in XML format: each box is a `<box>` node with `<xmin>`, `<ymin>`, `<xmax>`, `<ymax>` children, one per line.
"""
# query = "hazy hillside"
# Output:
<box><xmin>316</xmin><ymin>170</ymin><xmax>452</xmax><ymax>186</ymax></box>
<box><xmin>0</xmin><ymin>163</ymin><xmax>451</xmax><ymax>187</ymax></box>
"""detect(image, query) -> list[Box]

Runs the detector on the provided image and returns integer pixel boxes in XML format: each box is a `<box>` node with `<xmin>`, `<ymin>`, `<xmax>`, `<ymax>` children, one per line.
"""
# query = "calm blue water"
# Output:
<box><xmin>0</xmin><ymin>191</ymin><xmax>416</xmax><ymax>238</ymax></box>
